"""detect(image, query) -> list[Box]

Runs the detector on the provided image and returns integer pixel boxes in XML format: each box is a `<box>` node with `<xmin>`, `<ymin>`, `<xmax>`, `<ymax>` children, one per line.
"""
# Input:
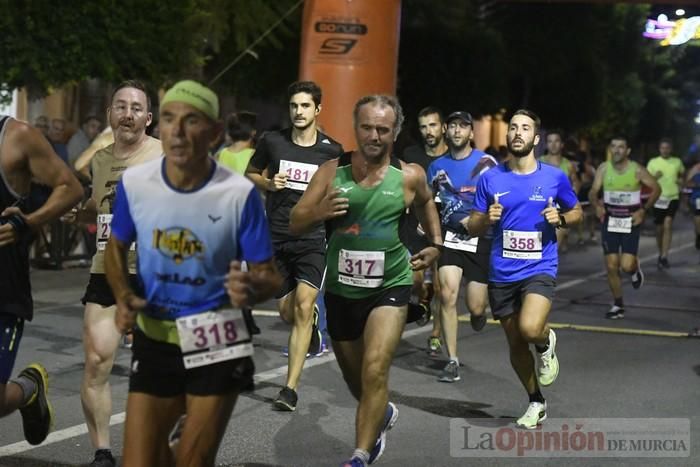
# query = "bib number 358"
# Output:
<box><xmin>502</xmin><ymin>230</ymin><xmax>543</xmax><ymax>259</ymax></box>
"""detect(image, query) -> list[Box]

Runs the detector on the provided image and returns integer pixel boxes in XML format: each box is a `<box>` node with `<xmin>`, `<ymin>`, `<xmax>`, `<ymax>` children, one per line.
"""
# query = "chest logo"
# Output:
<box><xmin>152</xmin><ymin>228</ymin><xmax>205</xmax><ymax>264</ymax></box>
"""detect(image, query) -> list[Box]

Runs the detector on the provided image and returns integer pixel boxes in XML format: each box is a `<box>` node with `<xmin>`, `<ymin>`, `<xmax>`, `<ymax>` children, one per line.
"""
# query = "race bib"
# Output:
<box><xmin>695</xmin><ymin>198</ymin><xmax>700</xmax><ymax>210</ymax></box>
<box><xmin>607</xmin><ymin>216</ymin><xmax>632</xmax><ymax>234</ymax></box>
<box><xmin>176</xmin><ymin>308</ymin><xmax>253</xmax><ymax>369</ymax></box>
<box><xmin>280</xmin><ymin>160</ymin><xmax>318</xmax><ymax>191</ymax></box>
<box><xmin>444</xmin><ymin>230</ymin><xmax>478</xmax><ymax>253</ymax></box>
<box><xmin>502</xmin><ymin>230</ymin><xmax>542</xmax><ymax>259</ymax></box>
<box><xmin>338</xmin><ymin>249</ymin><xmax>385</xmax><ymax>288</ymax></box>
<box><xmin>97</xmin><ymin>214</ymin><xmax>135</xmax><ymax>251</ymax></box>
<box><xmin>604</xmin><ymin>190</ymin><xmax>640</xmax><ymax>206</ymax></box>
<box><xmin>654</xmin><ymin>196</ymin><xmax>671</xmax><ymax>209</ymax></box>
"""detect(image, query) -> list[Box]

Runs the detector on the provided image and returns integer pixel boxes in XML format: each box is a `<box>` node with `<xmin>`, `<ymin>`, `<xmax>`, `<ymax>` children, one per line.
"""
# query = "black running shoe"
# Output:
<box><xmin>89</xmin><ymin>449</ymin><xmax>115</xmax><ymax>467</ymax></box>
<box><xmin>415</xmin><ymin>303</ymin><xmax>432</xmax><ymax>327</ymax></box>
<box><xmin>470</xmin><ymin>313</ymin><xmax>487</xmax><ymax>331</ymax></box>
<box><xmin>273</xmin><ymin>386</ymin><xmax>298</xmax><ymax>411</ymax></box>
<box><xmin>308</xmin><ymin>305</ymin><xmax>323</xmax><ymax>356</ymax></box>
<box><xmin>18</xmin><ymin>363</ymin><xmax>53</xmax><ymax>445</ymax></box>
<box><xmin>631</xmin><ymin>265</ymin><xmax>644</xmax><ymax>290</ymax></box>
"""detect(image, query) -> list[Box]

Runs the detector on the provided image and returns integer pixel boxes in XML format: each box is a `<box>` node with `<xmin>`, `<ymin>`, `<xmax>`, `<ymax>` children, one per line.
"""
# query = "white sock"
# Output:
<box><xmin>352</xmin><ymin>448</ymin><xmax>369</xmax><ymax>464</ymax></box>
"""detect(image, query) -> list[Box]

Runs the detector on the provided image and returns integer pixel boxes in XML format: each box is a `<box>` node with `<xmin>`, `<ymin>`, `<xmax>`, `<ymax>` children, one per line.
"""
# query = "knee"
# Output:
<box><xmin>468</xmin><ymin>297</ymin><xmax>488</xmax><ymax>315</ymax></box>
<box><xmin>519</xmin><ymin>324</ymin><xmax>545</xmax><ymax>343</ymax></box>
<box><xmin>362</xmin><ymin>358</ymin><xmax>389</xmax><ymax>389</ymax></box>
<box><xmin>439</xmin><ymin>287</ymin><xmax>457</xmax><ymax>307</ymax></box>
<box><xmin>84</xmin><ymin>345</ymin><xmax>114</xmax><ymax>376</ymax></box>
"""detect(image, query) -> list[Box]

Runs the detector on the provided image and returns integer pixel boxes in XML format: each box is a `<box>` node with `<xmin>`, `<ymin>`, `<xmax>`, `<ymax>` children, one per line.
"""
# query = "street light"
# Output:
<box><xmin>676</xmin><ymin>9</ymin><xmax>685</xmax><ymax>17</ymax></box>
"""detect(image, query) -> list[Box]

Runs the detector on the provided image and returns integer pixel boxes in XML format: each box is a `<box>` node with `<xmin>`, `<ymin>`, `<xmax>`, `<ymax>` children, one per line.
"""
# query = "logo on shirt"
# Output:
<box><xmin>529</xmin><ymin>186</ymin><xmax>546</xmax><ymax>202</ymax></box>
<box><xmin>338</xmin><ymin>186</ymin><xmax>353</xmax><ymax>193</ymax></box>
<box><xmin>152</xmin><ymin>228</ymin><xmax>205</xmax><ymax>264</ymax></box>
<box><xmin>208</xmin><ymin>214</ymin><xmax>222</xmax><ymax>223</ymax></box>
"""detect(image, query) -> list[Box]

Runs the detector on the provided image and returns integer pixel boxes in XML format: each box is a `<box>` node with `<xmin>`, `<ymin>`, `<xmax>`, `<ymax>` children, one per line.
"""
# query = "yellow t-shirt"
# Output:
<box><xmin>646</xmin><ymin>156</ymin><xmax>684</xmax><ymax>200</ymax></box>
<box><xmin>218</xmin><ymin>147</ymin><xmax>255</xmax><ymax>175</ymax></box>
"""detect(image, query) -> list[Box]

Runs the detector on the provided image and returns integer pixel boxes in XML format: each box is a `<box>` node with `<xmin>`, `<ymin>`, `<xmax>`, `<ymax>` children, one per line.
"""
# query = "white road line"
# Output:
<box><xmin>1</xmin><ymin>241</ymin><xmax>692</xmax><ymax>456</ymax></box>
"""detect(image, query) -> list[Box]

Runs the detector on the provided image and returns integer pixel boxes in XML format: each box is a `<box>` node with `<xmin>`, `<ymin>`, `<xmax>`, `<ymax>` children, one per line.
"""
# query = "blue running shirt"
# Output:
<box><xmin>427</xmin><ymin>149</ymin><xmax>497</xmax><ymax>234</ymax></box>
<box><xmin>110</xmin><ymin>159</ymin><xmax>273</xmax><ymax>321</ymax></box>
<box><xmin>473</xmin><ymin>162</ymin><xmax>578</xmax><ymax>283</ymax></box>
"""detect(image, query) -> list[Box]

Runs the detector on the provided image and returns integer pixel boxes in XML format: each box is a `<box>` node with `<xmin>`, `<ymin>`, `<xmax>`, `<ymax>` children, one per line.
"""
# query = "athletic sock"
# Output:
<box><xmin>449</xmin><ymin>357</ymin><xmax>459</xmax><ymax>366</ymax></box>
<box><xmin>535</xmin><ymin>342</ymin><xmax>549</xmax><ymax>353</ymax></box>
<box><xmin>352</xmin><ymin>448</ymin><xmax>370</xmax><ymax>464</ymax></box>
<box><xmin>12</xmin><ymin>375</ymin><xmax>37</xmax><ymax>406</ymax></box>
<box><xmin>529</xmin><ymin>389</ymin><xmax>546</xmax><ymax>404</ymax></box>
<box><xmin>614</xmin><ymin>297</ymin><xmax>624</xmax><ymax>308</ymax></box>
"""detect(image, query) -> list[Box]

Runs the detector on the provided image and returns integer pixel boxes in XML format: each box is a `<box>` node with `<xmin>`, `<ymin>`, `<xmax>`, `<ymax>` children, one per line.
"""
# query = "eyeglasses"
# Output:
<box><xmin>111</xmin><ymin>104</ymin><xmax>145</xmax><ymax>116</ymax></box>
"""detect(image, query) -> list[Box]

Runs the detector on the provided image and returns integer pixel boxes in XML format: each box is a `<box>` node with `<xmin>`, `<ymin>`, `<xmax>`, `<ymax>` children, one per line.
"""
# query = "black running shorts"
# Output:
<box><xmin>653</xmin><ymin>199</ymin><xmax>679</xmax><ymax>225</ymax></box>
<box><xmin>601</xmin><ymin>223</ymin><xmax>641</xmax><ymax>256</ymax></box>
<box><xmin>81</xmin><ymin>273</ymin><xmax>140</xmax><ymax>307</ymax></box>
<box><xmin>488</xmin><ymin>274</ymin><xmax>556</xmax><ymax>321</ymax></box>
<box><xmin>437</xmin><ymin>247</ymin><xmax>490</xmax><ymax>284</ymax></box>
<box><xmin>128</xmin><ymin>329</ymin><xmax>255</xmax><ymax>397</ymax></box>
<box><xmin>273</xmin><ymin>239</ymin><xmax>325</xmax><ymax>298</ymax></box>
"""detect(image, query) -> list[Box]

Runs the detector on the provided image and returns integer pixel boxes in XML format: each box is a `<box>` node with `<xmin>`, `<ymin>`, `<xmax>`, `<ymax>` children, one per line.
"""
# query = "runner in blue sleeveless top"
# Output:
<box><xmin>469</xmin><ymin>109</ymin><xmax>582</xmax><ymax>430</ymax></box>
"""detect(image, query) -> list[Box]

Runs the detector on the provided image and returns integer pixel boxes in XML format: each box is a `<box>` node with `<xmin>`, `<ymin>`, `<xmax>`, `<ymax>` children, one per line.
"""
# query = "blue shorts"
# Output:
<box><xmin>601</xmin><ymin>221</ymin><xmax>641</xmax><ymax>255</ymax></box>
<box><xmin>0</xmin><ymin>313</ymin><xmax>24</xmax><ymax>384</ymax></box>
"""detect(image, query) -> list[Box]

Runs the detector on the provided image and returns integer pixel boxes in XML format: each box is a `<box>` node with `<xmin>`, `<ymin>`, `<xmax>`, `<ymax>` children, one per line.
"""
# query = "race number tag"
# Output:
<box><xmin>654</xmin><ymin>196</ymin><xmax>671</xmax><ymax>209</ymax></box>
<box><xmin>279</xmin><ymin>160</ymin><xmax>318</xmax><ymax>191</ymax></box>
<box><xmin>444</xmin><ymin>231</ymin><xmax>478</xmax><ymax>253</ymax></box>
<box><xmin>338</xmin><ymin>249</ymin><xmax>385</xmax><ymax>288</ymax></box>
<box><xmin>96</xmin><ymin>214</ymin><xmax>135</xmax><ymax>251</ymax></box>
<box><xmin>607</xmin><ymin>216</ymin><xmax>632</xmax><ymax>234</ymax></box>
<box><xmin>695</xmin><ymin>198</ymin><xmax>700</xmax><ymax>210</ymax></box>
<box><xmin>502</xmin><ymin>230</ymin><xmax>542</xmax><ymax>259</ymax></box>
<box><xmin>96</xmin><ymin>214</ymin><xmax>112</xmax><ymax>251</ymax></box>
<box><xmin>176</xmin><ymin>308</ymin><xmax>253</xmax><ymax>369</ymax></box>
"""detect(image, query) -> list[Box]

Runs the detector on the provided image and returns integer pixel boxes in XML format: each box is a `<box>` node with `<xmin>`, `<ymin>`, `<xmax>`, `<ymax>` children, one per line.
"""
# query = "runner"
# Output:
<box><xmin>427</xmin><ymin>111</ymin><xmax>497</xmax><ymax>382</ymax></box>
<box><xmin>63</xmin><ymin>80</ymin><xmax>163</xmax><ymax>467</ymax></box>
<box><xmin>647</xmin><ymin>138</ymin><xmax>684</xmax><ymax>269</ymax></box>
<box><xmin>399</xmin><ymin>106</ymin><xmax>449</xmax><ymax>355</ymax></box>
<box><xmin>540</xmin><ymin>129</ymin><xmax>580</xmax><ymax>254</ymax></box>
<box><xmin>468</xmin><ymin>109</ymin><xmax>582</xmax><ymax>429</ymax></box>
<box><xmin>684</xmin><ymin>160</ymin><xmax>700</xmax><ymax>254</ymax></box>
<box><xmin>589</xmin><ymin>136</ymin><xmax>660</xmax><ymax>319</ymax></box>
<box><xmin>105</xmin><ymin>80</ymin><xmax>281</xmax><ymax>467</ymax></box>
<box><xmin>290</xmin><ymin>95</ymin><xmax>442</xmax><ymax>466</ymax></box>
<box><xmin>0</xmin><ymin>115</ymin><xmax>82</xmax><ymax>444</ymax></box>
<box><xmin>246</xmin><ymin>81</ymin><xmax>343</xmax><ymax>411</ymax></box>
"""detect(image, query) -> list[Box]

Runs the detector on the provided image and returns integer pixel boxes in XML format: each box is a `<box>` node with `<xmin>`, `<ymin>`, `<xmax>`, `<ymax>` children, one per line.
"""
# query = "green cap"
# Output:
<box><xmin>161</xmin><ymin>80</ymin><xmax>219</xmax><ymax>120</ymax></box>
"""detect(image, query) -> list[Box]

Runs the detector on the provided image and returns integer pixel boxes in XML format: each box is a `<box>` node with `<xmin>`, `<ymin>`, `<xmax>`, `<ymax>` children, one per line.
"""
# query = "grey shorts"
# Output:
<box><xmin>488</xmin><ymin>274</ymin><xmax>555</xmax><ymax>320</ymax></box>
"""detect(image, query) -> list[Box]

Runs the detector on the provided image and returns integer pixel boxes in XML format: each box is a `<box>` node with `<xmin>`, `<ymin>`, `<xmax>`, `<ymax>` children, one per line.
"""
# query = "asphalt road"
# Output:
<box><xmin>1</xmin><ymin>215</ymin><xmax>698</xmax><ymax>467</ymax></box>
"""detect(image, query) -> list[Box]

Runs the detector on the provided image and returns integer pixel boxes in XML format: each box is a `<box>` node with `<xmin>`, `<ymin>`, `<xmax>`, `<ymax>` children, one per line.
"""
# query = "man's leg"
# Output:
<box><xmin>0</xmin><ymin>382</ymin><xmax>24</xmax><ymax>417</ymax></box>
<box><xmin>438</xmin><ymin>265</ymin><xmax>463</xmax><ymax>363</ymax></box>
<box><xmin>81</xmin><ymin>303</ymin><xmax>121</xmax><ymax>457</ymax></box>
<box><xmin>661</xmin><ymin>215</ymin><xmax>673</xmax><ymax>260</ymax></box>
<box><xmin>176</xmin><ymin>393</ymin><xmax>238</xmax><ymax>467</ymax></box>
<box><xmin>122</xmin><ymin>392</ymin><xmax>185</xmax><ymax>467</ymax></box>
<box><xmin>465</xmin><ymin>281</ymin><xmax>488</xmax><ymax>321</ymax></box>
<box><xmin>0</xmin><ymin>315</ymin><xmax>26</xmax><ymax>417</ymax></box>
<box><xmin>357</xmin><ymin>306</ymin><xmax>406</xmax><ymax>457</ymax></box>
<box><xmin>500</xmin><ymin>315</ymin><xmax>538</xmax><ymax>395</ymax></box>
<box><xmin>604</xmin><ymin>253</ymin><xmax>625</xmax><ymax>318</ymax></box>
<box><xmin>285</xmin><ymin>282</ymin><xmax>320</xmax><ymax>391</ymax></box>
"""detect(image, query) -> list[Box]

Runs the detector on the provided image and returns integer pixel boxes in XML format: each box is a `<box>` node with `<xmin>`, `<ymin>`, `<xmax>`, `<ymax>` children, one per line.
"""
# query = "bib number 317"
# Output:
<box><xmin>338</xmin><ymin>249</ymin><xmax>385</xmax><ymax>288</ymax></box>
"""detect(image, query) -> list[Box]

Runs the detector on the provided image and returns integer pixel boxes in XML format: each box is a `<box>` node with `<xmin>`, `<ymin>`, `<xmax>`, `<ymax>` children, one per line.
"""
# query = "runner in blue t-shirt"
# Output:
<box><xmin>426</xmin><ymin>111</ymin><xmax>496</xmax><ymax>383</ymax></box>
<box><xmin>468</xmin><ymin>109</ymin><xmax>582</xmax><ymax>430</ymax></box>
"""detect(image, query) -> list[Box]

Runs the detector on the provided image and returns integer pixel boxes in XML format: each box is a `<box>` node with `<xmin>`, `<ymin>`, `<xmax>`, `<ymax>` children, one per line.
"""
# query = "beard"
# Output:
<box><xmin>447</xmin><ymin>137</ymin><xmax>467</xmax><ymax>153</ymax></box>
<box><xmin>424</xmin><ymin>135</ymin><xmax>442</xmax><ymax>149</ymax></box>
<box><xmin>507</xmin><ymin>137</ymin><xmax>535</xmax><ymax>158</ymax></box>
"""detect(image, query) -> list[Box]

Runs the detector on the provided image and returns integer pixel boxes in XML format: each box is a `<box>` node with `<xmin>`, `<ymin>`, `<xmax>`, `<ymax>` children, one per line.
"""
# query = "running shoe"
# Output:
<box><xmin>537</xmin><ymin>329</ymin><xmax>559</xmax><ymax>387</ymax></box>
<box><xmin>89</xmin><ymin>449</ymin><xmax>115</xmax><ymax>467</ymax></box>
<box><xmin>438</xmin><ymin>360</ymin><xmax>460</xmax><ymax>383</ymax></box>
<box><xmin>18</xmin><ymin>363</ymin><xmax>54</xmax><ymax>445</ymax></box>
<box><xmin>605</xmin><ymin>305</ymin><xmax>625</xmax><ymax>320</ymax></box>
<box><xmin>657</xmin><ymin>256</ymin><xmax>670</xmax><ymax>269</ymax></box>
<box><xmin>273</xmin><ymin>386</ymin><xmax>298</xmax><ymax>412</ymax></box>
<box><xmin>168</xmin><ymin>414</ymin><xmax>186</xmax><ymax>452</ymax></box>
<box><xmin>340</xmin><ymin>458</ymin><xmax>366</xmax><ymax>467</ymax></box>
<box><xmin>368</xmin><ymin>402</ymin><xmax>399</xmax><ymax>464</ymax></box>
<box><xmin>470</xmin><ymin>313</ymin><xmax>487</xmax><ymax>331</ymax></box>
<box><xmin>415</xmin><ymin>303</ymin><xmax>432</xmax><ymax>327</ymax></box>
<box><xmin>309</xmin><ymin>304</ymin><xmax>323</xmax><ymax>356</ymax></box>
<box><xmin>631</xmin><ymin>265</ymin><xmax>644</xmax><ymax>289</ymax></box>
<box><xmin>516</xmin><ymin>401</ymin><xmax>547</xmax><ymax>430</ymax></box>
<box><xmin>427</xmin><ymin>336</ymin><xmax>442</xmax><ymax>357</ymax></box>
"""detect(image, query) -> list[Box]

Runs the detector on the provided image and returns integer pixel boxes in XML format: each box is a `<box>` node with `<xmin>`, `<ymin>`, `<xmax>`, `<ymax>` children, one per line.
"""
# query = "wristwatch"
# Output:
<box><xmin>558</xmin><ymin>214</ymin><xmax>567</xmax><ymax>228</ymax></box>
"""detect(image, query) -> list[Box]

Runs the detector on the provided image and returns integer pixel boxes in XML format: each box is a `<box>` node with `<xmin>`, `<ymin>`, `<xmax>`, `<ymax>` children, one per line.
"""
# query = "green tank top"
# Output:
<box><xmin>540</xmin><ymin>155</ymin><xmax>572</xmax><ymax>177</ymax></box>
<box><xmin>326</xmin><ymin>153</ymin><xmax>412</xmax><ymax>298</ymax></box>
<box><xmin>603</xmin><ymin>160</ymin><xmax>641</xmax><ymax>217</ymax></box>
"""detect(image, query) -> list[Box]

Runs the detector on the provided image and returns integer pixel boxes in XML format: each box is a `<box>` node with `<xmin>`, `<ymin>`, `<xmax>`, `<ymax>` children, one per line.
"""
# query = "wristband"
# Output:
<box><xmin>429</xmin><ymin>243</ymin><xmax>444</xmax><ymax>253</ymax></box>
<box><xmin>558</xmin><ymin>214</ymin><xmax>567</xmax><ymax>228</ymax></box>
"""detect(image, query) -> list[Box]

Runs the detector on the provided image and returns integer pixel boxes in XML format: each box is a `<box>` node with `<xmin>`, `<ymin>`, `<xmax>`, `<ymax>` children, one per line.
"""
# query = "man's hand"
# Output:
<box><xmin>541</xmin><ymin>197</ymin><xmax>560</xmax><ymax>226</ymax></box>
<box><xmin>595</xmin><ymin>204</ymin><xmax>606</xmax><ymax>222</ymax></box>
<box><xmin>410</xmin><ymin>246</ymin><xmax>441</xmax><ymax>271</ymax></box>
<box><xmin>114</xmin><ymin>293</ymin><xmax>147</xmax><ymax>334</ymax></box>
<box><xmin>225</xmin><ymin>261</ymin><xmax>255</xmax><ymax>308</ymax></box>
<box><xmin>60</xmin><ymin>207</ymin><xmax>79</xmax><ymax>224</ymax></box>
<box><xmin>320</xmin><ymin>189</ymin><xmax>349</xmax><ymax>221</ymax></box>
<box><xmin>0</xmin><ymin>207</ymin><xmax>29</xmax><ymax>247</ymax></box>
<box><xmin>269</xmin><ymin>172</ymin><xmax>288</xmax><ymax>191</ymax></box>
<box><xmin>632</xmin><ymin>208</ymin><xmax>645</xmax><ymax>226</ymax></box>
<box><xmin>488</xmin><ymin>193</ymin><xmax>503</xmax><ymax>224</ymax></box>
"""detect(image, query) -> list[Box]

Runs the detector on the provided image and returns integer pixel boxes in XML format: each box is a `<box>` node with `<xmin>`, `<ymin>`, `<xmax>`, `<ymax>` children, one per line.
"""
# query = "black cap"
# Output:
<box><xmin>446</xmin><ymin>111</ymin><xmax>473</xmax><ymax>126</ymax></box>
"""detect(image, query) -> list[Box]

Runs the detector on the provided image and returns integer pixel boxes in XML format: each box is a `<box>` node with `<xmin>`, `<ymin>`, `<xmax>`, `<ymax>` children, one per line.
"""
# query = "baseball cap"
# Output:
<box><xmin>446</xmin><ymin>111</ymin><xmax>473</xmax><ymax>126</ymax></box>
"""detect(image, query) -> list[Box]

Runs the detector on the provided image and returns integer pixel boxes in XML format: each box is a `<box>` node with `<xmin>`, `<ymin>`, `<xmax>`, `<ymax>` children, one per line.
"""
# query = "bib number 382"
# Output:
<box><xmin>502</xmin><ymin>230</ymin><xmax>542</xmax><ymax>259</ymax></box>
<box><xmin>338</xmin><ymin>249</ymin><xmax>385</xmax><ymax>288</ymax></box>
<box><xmin>607</xmin><ymin>216</ymin><xmax>632</xmax><ymax>234</ymax></box>
<box><xmin>176</xmin><ymin>309</ymin><xmax>253</xmax><ymax>369</ymax></box>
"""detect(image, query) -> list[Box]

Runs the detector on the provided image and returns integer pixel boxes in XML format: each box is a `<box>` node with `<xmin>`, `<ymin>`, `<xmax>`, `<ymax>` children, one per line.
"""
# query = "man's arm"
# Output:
<box><xmin>226</xmin><ymin>259</ymin><xmax>283</xmax><ymax>308</ymax></box>
<box><xmin>17</xmin><ymin>122</ymin><xmax>83</xmax><ymax>227</ymax></box>
<box><xmin>638</xmin><ymin>165</ymin><xmax>661</xmax><ymax>207</ymax></box>
<box><xmin>404</xmin><ymin>163</ymin><xmax>441</xmax><ymax>246</ymax></box>
<box><xmin>467</xmin><ymin>211</ymin><xmax>491</xmax><ymax>237</ymax></box>
<box><xmin>245</xmin><ymin>136</ymin><xmax>287</xmax><ymax>192</ymax></box>
<box><xmin>685</xmin><ymin>164</ymin><xmax>700</xmax><ymax>187</ymax></box>
<box><xmin>289</xmin><ymin>159</ymin><xmax>346</xmax><ymax>235</ymax></box>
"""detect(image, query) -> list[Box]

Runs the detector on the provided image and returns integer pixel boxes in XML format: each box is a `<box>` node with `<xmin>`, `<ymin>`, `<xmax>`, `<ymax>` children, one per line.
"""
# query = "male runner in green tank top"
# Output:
<box><xmin>540</xmin><ymin>130</ymin><xmax>580</xmax><ymax>254</ymax></box>
<box><xmin>290</xmin><ymin>95</ymin><xmax>442</xmax><ymax>467</ymax></box>
<box><xmin>589</xmin><ymin>136</ymin><xmax>659</xmax><ymax>319</ymax></box>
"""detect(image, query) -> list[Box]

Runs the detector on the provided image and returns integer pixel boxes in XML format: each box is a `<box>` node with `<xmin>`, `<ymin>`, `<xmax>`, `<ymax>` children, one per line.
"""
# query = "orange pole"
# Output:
<box><xmin>299</xmin><ymin>0</ymin><xmax>401</xmax><ymax>150</ymax></box>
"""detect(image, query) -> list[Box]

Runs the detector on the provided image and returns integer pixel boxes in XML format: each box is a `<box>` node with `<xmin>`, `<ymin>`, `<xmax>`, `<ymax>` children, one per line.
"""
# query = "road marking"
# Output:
<box><xmin>2</xmin><ymin>241</ymin><xmax>693</xmax><ymax>455</ymax></box>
